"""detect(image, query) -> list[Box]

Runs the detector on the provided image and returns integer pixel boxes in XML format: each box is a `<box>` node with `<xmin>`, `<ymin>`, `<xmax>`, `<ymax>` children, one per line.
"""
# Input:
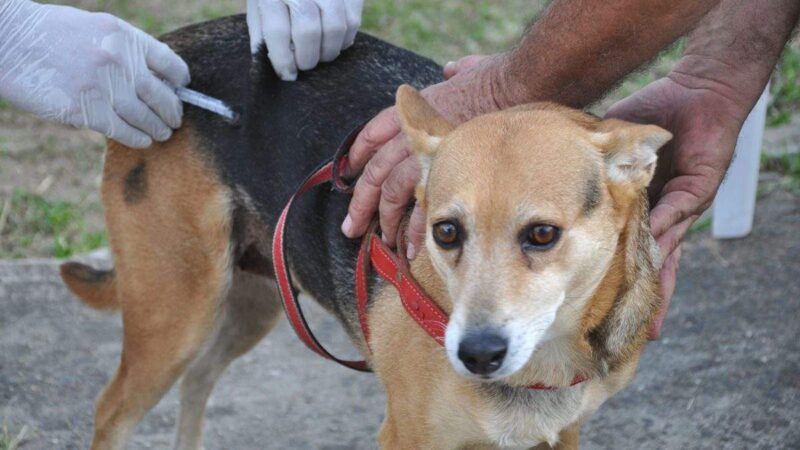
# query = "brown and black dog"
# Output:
<box><xmin>61</xmin><ymin>14</ymin><xmax>668</xmax><ymax>450</ymax></box>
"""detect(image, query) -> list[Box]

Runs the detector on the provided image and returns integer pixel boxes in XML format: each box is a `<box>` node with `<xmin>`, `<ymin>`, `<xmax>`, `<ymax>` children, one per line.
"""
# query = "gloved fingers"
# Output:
<box><xmin>114</xmin><ymin>95</ymin><xmax>173</xmax><ymax>143</ymax></box>
<box><xmin>246</xmin><ymin>0</ymin><xmax>265</xmax><ymax>54</ymax></box>
<box><xmin>259</xmin><ymin>0</ymin><xmax>298</xmax><ymax>80</ymax></box>
<box><xmin>316</xmin><ymin>0</ymin><xmax>347</xmax><ymax>62</ymax></box>
<box><xmin>143</xmin><ymin>34</ymin><xmax>190</xmax><ymax>87</ymax></box>
<box><xmin>288</xmin><ymin>0</ymin><xmax>322</xmax><ymax>71</ymax></box>
<box><xmin>342</xmin><ymin>0</ymin><xmax>363</xmax><ymax>48</ymax></box>
<box><xmin>86</xmin><ymin>100</ymin><xmax>153</xmax><ymax>148</ymax></box>
<box><xmin>106</xmin><ymin>115</ymin><xmax>153</xmax><ymax>148</ymax></box>
<box><xmin>136</xmin><ymin>74</ymin><xmax>183</xmax><ymax>129</ymax></box>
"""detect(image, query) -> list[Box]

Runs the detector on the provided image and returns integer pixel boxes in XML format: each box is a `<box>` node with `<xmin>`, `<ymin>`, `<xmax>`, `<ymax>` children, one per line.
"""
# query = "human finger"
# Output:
<box><xmin>260</xmin><ymin>0</ymin><xmax>298</xmax><ymax>80</ymax></box>
<box><xmin>136</xmin><ymin>73</ymin><xmax>183</xmax><ymax>129</ymax></box>
<box><xmin>143</xmin><ymin>34</ymin><xmax>190</xmax><ymax>87</ymax></box>
<box><xmin>648</xmin><ymin>245</ymin><xmax>682</xmax><ymax>340</ymax></box>
<box><xmin>406</xmin><ymin>203</ymin><xmax>426</xmax><ymax>260</ymax></box>
<box><xmin>342</xmin><ymin>0</ymin><xmax>363</xmax><ymax>47</ymax></box>
<box><xmin>288</xmin><ymin>0</ymin><xmax>322</xmax><ymax>71</ymax></box>
<box><xmin>378</xmin><ymin>156</ymin><xmax>420</xmax><ymax>246</ymax></box>
<box><xmin>342</xmin><ymin>134</ymin><xmax>409</xmax><ymax>238</ymax></box>
<box><xmin>114</xmin><ymin>94</ymin><xmax>173</xmax><ymax>142</ymax></box>
<box><xmin>317</xmin><ymin>0</ymin><xmax>347</xmax><ymax>62</ymax></box>
<box><xmin>346</xmin><ymin>106</ymin><xmax>400</xmax><ymax>175</ymax></box>
<box><xmin>443</xmin><ymin>54</ymin><xmax>486</xmax><ymax>80</ymax></box>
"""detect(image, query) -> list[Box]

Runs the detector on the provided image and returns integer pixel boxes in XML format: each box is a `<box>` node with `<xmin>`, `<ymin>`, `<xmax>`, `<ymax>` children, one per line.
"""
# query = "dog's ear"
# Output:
<box><xmin>396</xmin><ymin>85</ymin><xmax>454</xmax><ymax>187</ymax></box>
<box><xmin>591</xmin><ymin>119</ymin><xmax>672</xmax><ymax>189</ymax></box>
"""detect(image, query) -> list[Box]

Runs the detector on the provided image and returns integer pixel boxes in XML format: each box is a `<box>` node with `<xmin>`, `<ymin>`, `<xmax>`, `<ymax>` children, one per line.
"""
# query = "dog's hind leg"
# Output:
<box><xmin>89</xmin><ymin>133</ymin><xmax>234</xmax><ymax>450</ymax></box>
<box><xmin>174</xmin><ymin>268</ymin><xmax>281</xmax><ymax>450</ymax></box>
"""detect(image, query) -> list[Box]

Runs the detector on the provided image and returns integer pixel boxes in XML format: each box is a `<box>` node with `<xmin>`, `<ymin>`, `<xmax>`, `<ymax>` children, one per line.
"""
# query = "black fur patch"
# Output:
<box><xmin>237</xmin><ymin>244</ymin><xmax>272</xmax><ymax>276</ymax></box>
<box><xmin>582</xmin><ymin>170</ymin><xmax>601</xmax><ymax>215</ymax></box>
<box><xmin>123</xmin><ymin>161</ymin><xmax>147</xmax><ymax>204</ymax></box>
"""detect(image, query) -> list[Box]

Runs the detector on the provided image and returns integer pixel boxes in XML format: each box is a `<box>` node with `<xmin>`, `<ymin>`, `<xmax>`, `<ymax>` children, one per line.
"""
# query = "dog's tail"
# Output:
<box><xmin>60</xmin><ymin>262</ymin><xmax>119</xmax><ymax>311</ymax></box>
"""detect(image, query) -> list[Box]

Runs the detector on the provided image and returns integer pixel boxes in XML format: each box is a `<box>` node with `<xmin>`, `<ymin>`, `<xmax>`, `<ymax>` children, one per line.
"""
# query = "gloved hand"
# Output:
<box><xmin>0</xmin><ymin>0</ymin><xmax>190</xmax><ymax>148</ymax></box>
<box><xmin>247</xmin><ymin>0</ymin><xmax>363</xmax><ymax>81</ymax></box>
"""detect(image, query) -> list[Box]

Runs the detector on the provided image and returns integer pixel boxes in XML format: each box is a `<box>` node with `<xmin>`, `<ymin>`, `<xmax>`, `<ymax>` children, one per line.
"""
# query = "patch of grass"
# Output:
<box><xmin>761</xmin><ymin>152</ymin><xmax>800</xmax><ymax>176</ymax></box>
<box><xmin>688</xmin><ymin>216</ymin><xmax>712</xmax><ymax>234</ymax></box>
<box><xmin>199</xmin><ymin>3</ymin><xmax>241</xmax><ymax>21</ymax></box>
<box><xmin>363</xmin><ymin>0</ymin><xmax>546</xmax><ymax>63</ymax></box>
<box><xmin>760</xmin><ymin>152</ymin><xmax>800</xmax><ymax>193</ymax></box>
<box><xmin>0</xmin><ymin>423</ymin><xmax>28</xmax><ymax>450</ymax></box>
<box><xmin>0</xmin><ymin>98</ymin><xmax>9</xmax><ymax>110</ymax></box>
<box><xmin>0</xmin><ymin>189</ymin><xmax>107</xmax><ymax>259</ymax></box>
<box><xmin>135</xmin><ymin>13</ymin><xmax>167</xmax><ymax>35</ymax></box>
<box><xmin>768</xmin><ymin>45</ymin><xmax>800</xmax><ymax>127</ymax></box>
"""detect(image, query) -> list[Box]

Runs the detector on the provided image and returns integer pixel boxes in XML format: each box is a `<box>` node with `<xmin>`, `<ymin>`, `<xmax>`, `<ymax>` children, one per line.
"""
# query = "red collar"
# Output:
<box><xmin>271</xmin><ymin>133</ymin><xmax>585</xmax><ymax>389</ymax></box>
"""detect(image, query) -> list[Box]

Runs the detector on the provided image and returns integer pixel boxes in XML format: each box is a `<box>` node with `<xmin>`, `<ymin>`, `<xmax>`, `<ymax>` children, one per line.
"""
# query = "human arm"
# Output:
<box><xmin>341</xmin><ymin>0</ymin><xmax>720</xmax><ymax>251</ymax></box>
<box><xmin>606</xmin><ymin>0</ymin><xmax>800</xmax><ymax>338</ymax></box>
<box><xmin>0</xmin><ymin>0</ymin><xmax>190</xmax><ymax>148</ymax></box>
<box><xmin>247</xmin><ymin>0</ymin><xmax>363</xmax><ymax>81</ymax></box>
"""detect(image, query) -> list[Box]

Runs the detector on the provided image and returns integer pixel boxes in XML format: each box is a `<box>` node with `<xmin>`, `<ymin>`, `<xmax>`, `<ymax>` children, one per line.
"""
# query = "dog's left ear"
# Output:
<box><xmin>591</xmin><ymin>119</ymin><xmax>672</xmax><ymax>189</ymax></box>
<box><xmin>395</xmin><ymin>85</ymin><xmax>454</xmax><ymax>188</ymax></box>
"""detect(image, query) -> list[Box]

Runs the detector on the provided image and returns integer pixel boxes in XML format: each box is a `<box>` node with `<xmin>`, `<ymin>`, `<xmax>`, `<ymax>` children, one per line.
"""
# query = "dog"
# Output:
<box><xmin>61</xmin><ymin>14</ymin><xmax>668</xmax><ymax>450</ymax></box>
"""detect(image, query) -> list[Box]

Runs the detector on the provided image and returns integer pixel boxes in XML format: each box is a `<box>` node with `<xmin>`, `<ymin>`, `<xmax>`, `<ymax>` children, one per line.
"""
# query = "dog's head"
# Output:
<box><xmin>396</xmin><ymin>85</ymin><xmax>669</xmax><ymax>382</ymax></box>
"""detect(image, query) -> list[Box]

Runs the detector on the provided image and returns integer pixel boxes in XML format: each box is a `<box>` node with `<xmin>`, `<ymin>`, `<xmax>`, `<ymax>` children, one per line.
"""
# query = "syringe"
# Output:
<box><xmin>174</xmin><ymin>86</ymin><xmax>240</xmax><ymax>125</ymax></box>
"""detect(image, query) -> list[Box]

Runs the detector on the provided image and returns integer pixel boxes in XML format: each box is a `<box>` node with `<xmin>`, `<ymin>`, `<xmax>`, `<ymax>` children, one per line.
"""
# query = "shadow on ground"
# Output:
<box><xmin>1</xmin><ymin>188</ymin><xmax>798</xmax><ymax>450</ymax></box>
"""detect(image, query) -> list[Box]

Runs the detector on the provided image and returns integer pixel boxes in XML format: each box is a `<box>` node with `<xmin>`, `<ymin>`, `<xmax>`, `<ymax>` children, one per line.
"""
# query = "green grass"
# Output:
<box><xmin>0</xmin><ymin>423</ymin><xmax>28</xmax><ymax>450</ymax></box>
<box><xmin>760</xmin><ymin>152</ymin><xmax>800</xmax><ymax>193</ymax></box>
<box><xmin>688</xmin><ymin>216</ymin><xmax>712</xmax><ymax>234</ymax></box>
<box><xmin>0</xmin><ymin>189</ymin><xmax>107</xmax><ymax>259</ymax></box>
<box><xmin>768</xmin><ymin>45</ymin><xmax>800</xmax><ymax>127</ymax></box>
<box><xmin>363</xmin><ymin>0</ymin><xmax>545</xmax><ymax>64</ymax></box>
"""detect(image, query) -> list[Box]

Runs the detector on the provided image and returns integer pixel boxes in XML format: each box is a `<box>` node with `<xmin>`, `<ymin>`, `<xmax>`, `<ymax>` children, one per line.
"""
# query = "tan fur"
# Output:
<box><xmin>61</xmin><ymin>128</ymin><xmax>282</xmax><ymax>450</ymax></box>
<box><xmin>62</xmin><ymin>85</ymin><xmax>666</xmax><ymax>449</ymax></box>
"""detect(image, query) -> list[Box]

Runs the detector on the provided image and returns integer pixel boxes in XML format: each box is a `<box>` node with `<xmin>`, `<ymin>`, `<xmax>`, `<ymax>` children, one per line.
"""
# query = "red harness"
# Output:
<box><xmin>271</xmin><ymin>129</ymin><xmax>586</xmax><ymax>389</ymax></box>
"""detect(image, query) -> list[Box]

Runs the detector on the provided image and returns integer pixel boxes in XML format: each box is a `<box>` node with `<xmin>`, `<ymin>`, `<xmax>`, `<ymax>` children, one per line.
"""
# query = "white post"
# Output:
<box><xmin>711</xmin><ymin>85</ymin><xmax>770</xmax><ymax>239</ymax></box>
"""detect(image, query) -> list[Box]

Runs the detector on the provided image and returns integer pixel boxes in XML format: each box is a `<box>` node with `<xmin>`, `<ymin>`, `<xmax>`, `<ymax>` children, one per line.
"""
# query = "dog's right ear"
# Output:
<box><xmin>396</xmin><ymin>85</ymin><xmax>454</xmax><ymax>188</ymax></box>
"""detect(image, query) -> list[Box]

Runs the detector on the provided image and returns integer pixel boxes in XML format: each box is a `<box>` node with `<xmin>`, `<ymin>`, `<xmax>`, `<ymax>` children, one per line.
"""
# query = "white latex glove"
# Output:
<box><xmin>0</xmin><ymin>0</ymin><xmax>190</xmax><ymax>148</ymax></box>
<box><xmin>247</xmin><ymin>0</ymin><xmax>363</xmax><ymax>81</ymax></box>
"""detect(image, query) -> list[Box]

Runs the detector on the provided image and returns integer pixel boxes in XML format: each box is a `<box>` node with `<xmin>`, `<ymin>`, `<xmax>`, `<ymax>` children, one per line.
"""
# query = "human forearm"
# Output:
<box><xmin>670</xmin><ymin>0</ymin><xmax>800</xmax><ymax>119</ymax></box>
<box><xmin>492</xmin><ymin>0</ymin><xmax>720</xmax><ymax>108</ymax></box>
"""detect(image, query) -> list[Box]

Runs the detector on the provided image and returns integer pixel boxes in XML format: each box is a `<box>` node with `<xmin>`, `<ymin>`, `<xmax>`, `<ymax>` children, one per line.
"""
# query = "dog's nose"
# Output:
<box><xmin>457</xmin><ymin>331</ymin><xmax>508</xmax><ymax>375</ymax></box>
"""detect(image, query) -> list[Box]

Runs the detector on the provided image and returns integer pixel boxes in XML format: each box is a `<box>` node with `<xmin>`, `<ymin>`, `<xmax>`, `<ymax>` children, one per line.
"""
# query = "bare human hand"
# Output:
<box><xmin>341</xmin><ymin>54</ymin><xmax>509</xmax><ymax>258</ymax></box>
<box><xmin>606</xmin><ymin>74</ymin><xmax>746</xmax><ymax>338</ymax></box>
<box><xmin>606</xmin><ymin>0</ymin><xmax>800</xmax><ymax>338</ymax></box>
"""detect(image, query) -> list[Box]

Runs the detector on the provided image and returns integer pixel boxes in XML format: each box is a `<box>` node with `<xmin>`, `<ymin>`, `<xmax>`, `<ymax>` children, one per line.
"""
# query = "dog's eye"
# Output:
<box><xmin>433</xmin><ymin>221</ymin><xmax>461</xmax><ymax>249</ymax></box>
<box><xmin>523</xmin><ymin>224</ymin><xmax>560</xmax><ymax>250</ymax></box>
